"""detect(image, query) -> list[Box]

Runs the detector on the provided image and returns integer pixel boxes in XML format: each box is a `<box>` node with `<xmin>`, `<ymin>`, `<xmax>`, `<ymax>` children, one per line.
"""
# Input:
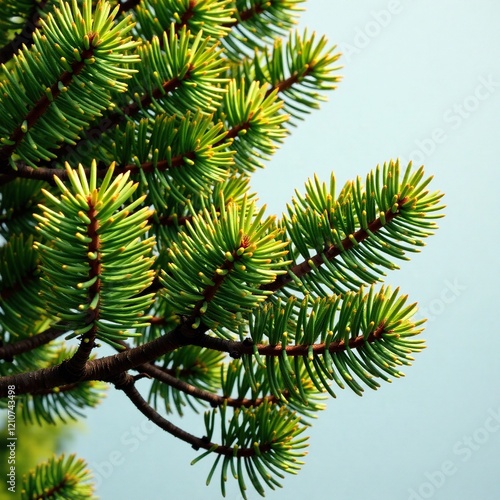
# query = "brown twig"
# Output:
<box><xmin>0</xmin><ymin>36</ymin><xmax>97</xmax><ymax>169</ymax></box>
<box><xmin>261</xmin><ymin>202</ymin><xmax>406</xmax><ymax>293</ymax></box>
<box><xmin>116</xmin><ymin>373</ymin><xmax>271</xmax><ymax>455</ymax></box>
<box><xmin>0</xmin><ymin>327</ymin><xmax>65</xmax><ymax>361</ymax></box>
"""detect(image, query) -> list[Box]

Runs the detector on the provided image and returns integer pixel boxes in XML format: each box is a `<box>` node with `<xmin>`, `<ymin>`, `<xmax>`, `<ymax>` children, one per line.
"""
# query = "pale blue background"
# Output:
<box><xmin>67</xmin><ymin>1</ymin><xmax>500</xmax><ymax>499</ymax></box>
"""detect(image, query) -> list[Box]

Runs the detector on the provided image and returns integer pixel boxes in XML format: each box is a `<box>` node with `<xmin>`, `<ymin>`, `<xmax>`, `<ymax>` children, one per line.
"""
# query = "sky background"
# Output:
<box><xmin>66</xmin><ymin>1</ymin><xmax>500</xmax><ymax>499</ymax></box>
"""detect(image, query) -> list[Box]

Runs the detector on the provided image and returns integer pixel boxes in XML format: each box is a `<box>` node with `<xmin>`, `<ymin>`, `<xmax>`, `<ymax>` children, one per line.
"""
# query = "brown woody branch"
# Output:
<box><xmin>138</xmin><ymin>361</ymin><xmax>283</xmax><ymax>409</ymax></box>
<box><xmin>116</xmin><ymin>372</ymin><xmax>271</xmax><ymax>456</ymax></box>
<box><xmin>0</xmin><ymin>314</ymin><xmax>388</xmax><ymax>398</ymax></box>
<box><xmin>63</xmin><ymin>198</ymin><xmax>102</xmax><ymax>379</ymax></box>
<box><xmin>0</xmin><ymin>327</ymin><xmax>65</xmax><ymax>361</ymax></box>
<box><xmin>0</xmin><ymin>322</ymin><xmax>192</xmax><ymax>397</ymax></box>
<box><xmin>4</xmin><ymin>149</ymin><xmax>194</xmax><ymax>183</ymax></box>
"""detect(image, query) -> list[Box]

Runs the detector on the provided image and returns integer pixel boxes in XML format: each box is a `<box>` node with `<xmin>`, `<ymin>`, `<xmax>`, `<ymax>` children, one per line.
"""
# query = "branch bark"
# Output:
<box><xmin>261</xmin><ymin>201</ymin><xmax>406</xmax><ymax>292</ymax></box>
<box><xmin>0</xmin><ymin>327</ymin><xmax>64</xmax><ymax>361</ymax></box>
<box><xmin>117</xmin><ymin>373</ymin><xmax>271</xmax><ymax>456</ymax></box>
<box><xmin>0</xmin><ymin>317</ymin><xmax>387</xmax><ymax>397</ymax></box>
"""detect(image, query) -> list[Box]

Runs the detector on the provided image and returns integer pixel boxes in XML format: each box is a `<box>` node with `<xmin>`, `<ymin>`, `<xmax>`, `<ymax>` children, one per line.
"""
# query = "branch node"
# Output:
<box><xmin>192</xmin><ymin>435</ymin><xmax>210</xmax><ymax>450</ymax></box>
<box><xmin>242</xmin><ymin>337</ymin><xmax>254</xmax><ymax>347</ymax></box>
<box><xmin>133</xmin><ymin>372</ymin><xmax>152</xmax><ymax>382</ymax></box>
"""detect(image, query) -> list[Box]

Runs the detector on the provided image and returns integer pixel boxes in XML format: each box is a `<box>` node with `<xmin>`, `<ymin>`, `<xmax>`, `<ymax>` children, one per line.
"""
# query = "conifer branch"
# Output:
<box><xmin>7</xmin><ymin>149</ymin><xmax>194</xmax><ymax>182</ymax></box>
<box><xmin>187</xmin><ymin>247</ymin><xmax>244</xmax><ymax>326</ymax></box>
<box><xmin>4</xmin><ymin>113</ymin><xmax>238</xmax><ymax>183</ymax></box>
<box><xmin>51</xmin><ymin>73</ymin><xmax>188</xmax><ymax>167</ymax></box>
<box><xmin>63</xmin><ymin>198</ymin><xmax>102</xmax><ymax>379</ymax></box>
<box><xmin>116</xmin><ymin>373</ymin><xmax>271</xmax><ymax>456</ymax></box>
<box><xmin>0</xmin><ymin>314</ymin><xmax>387</xmax><ymax>396</ymax></box>
<box><xmin>0</xmin><ymin>1</ymin><xmax>443</xmax><ymax>496</ymax></box>
<box><xmin>139</xmin><ymin>361</ymin><xmax>283</xmax><ymax>409</ymax></box>
<box><xmin>0</xmin><ymin>327</ymin><xmax>64</xmax><ymax>361</ymax></box>
<box><xmin>186</xmin><ymin>322</ymin><xmax>387</xmax><ymax>358</ymax></box>
<box><xmin>0</xmin><ymin>322</ymin><xmax>189</xmax><ymax>396</ymax></box>
<box><xmin>3</xmin><ymin>55</ymin><xmax>308</xmax><ymax>178</ymax></box>
<box><xmin>262</xmin><ymin>200</ymin><xmax>407</xmax><ymax>293</ymax></box>
<box><xmin>266</xmin><ymin>71</ymin><xmax>307</xmax><ymax>99</ymax></box>
<box><xmin>0</xmin><ymin>38</ymin><xmax>98</xmax><ymax>169</ymax></box>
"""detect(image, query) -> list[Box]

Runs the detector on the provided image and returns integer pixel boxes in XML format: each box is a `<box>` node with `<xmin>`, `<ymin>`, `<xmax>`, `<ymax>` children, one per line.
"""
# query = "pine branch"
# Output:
<box><xmin>266</xmin><ymin>70</ymin><xmax>309</xmax><ymax>98</ymax></box>
<box><xmin>0</xmin><ymin>40</ymin><xmax>98</xmax><ymax>169</ymax></box>
<box><xmin>3</xmin><ymin>53</ymin><xmax>310</xmax><ymax>179</ymax></box>
<box><xmin>117</xmin><ymin>372</ymin><xmax>271</xmax><ymax>456</ymax></box>
<box><xmin>3</xmin><ymin>152</ymin><xmax>193</xmax><ymax>183</ymax></box>
<box><xmin>186</xmin><ymin>246</ymin><xmax>244</xmax><ymax>327</ymax></box>
<box><xmin>52</xmin><ymin>72</ymin><xmax>188</xmax><ymax>166</ymax></box>
<box><xmin>262</xmin><ymin>200</ymin><xmax>406</xmax><ymax>293</ymax></box>
<box><xmin>0</xmin><ymin>322</ymin><xmax>191</xmax><ymax>396</ymax></box>
<box><xmin>186</xmin><ymin>322</ymin><xmax>386</xmax><ymax>358</ymax></box>
<box><xmin>138</xmin><ymin>360</ymin><xmax>283</xmax><ymax>409</ymax></box>
<box><xmin>0</xmin><ymin>314</ymin><xmax>386</xmax><ymax>397</ymax></box>
<box><xmin>21</xmin><ymin>454</ymin><xmax>95</xmax><ymax>498</ymax></box>
<box><xmin>61</xmin><ymin>196</ymin><xmax>103</xmax><ymax>379</ymax></box>
<box><xmin>0</xmin><ymin>327</ymin><xmax>63</xmax><ymax>361</ymax></box>
<box><xmin>47</xmin><ymin>56</ymin><xmax>308</xmax><ymax>175</ymax></box>
<box><xmin>4</xmin><ymin>114</ymin><xmax>248</xmax><ymax>182</ymax></box>
<box><xmin>0</xmin><ymin>1</ymin><xmax>443</xmax><ymax>496</ymax></box>
<box><xmin>0</xmin><ymin>1</ymin><xmax>139</xmax><ymax>169</ymax></box>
